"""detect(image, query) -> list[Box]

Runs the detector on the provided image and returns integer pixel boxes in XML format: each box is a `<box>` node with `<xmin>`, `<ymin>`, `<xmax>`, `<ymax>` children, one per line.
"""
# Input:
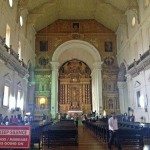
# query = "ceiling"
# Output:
<box><xmin>19</xmin><ymin>0</ymin><xmax>138</xmax><ymax>31</ymax></box>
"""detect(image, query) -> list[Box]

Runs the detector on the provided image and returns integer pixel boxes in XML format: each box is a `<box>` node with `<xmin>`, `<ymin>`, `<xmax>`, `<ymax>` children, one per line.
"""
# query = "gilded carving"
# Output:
<box><xmin>90</xmin><ymin>38</ymin><xmax>98</xmax><ymax>48</ymax></box>
<box><xmin>104</xmin><ymin>56</ymin><xmax>114</xmax><ymax>66</ymax></box>
<box><xmin>35</xmin><ymin>19</ymin><xmax>119</xmax><ymax>113</ymax></box>
<box><xmin>102</xmin><ymin>61</ymin><xmax>119</xmax><ymax>113</ymax></box>
<box><xmin>71</xmin><ymin>33</ymin><xmax>80</xmax><ymax>39</ymax></box>
<box><xmin>54</xmin><ymin>37</ymin><xmax>63</xmax><ymax>48</ymax></box>
<box><xmin>37</xmin><ymin>55</ymin><xmax>50</xmax><ymax>69</ymax></box>
<box><xmin>59</xmin><ymin>59</ymin><xmax>92</xmax><ymax>114</ymax></box>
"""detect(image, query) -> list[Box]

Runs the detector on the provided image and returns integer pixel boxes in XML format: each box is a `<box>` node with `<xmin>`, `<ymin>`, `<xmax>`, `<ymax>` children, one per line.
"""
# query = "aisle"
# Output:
<box><xmin>33</xmin><ymin>126</ymin><xmax>150</xmax><ymax>150</ymax></box>
<box><xmin>46</xmin><ymin>126</ymin><xmax>107</xmax><ymax>150</ymax></box>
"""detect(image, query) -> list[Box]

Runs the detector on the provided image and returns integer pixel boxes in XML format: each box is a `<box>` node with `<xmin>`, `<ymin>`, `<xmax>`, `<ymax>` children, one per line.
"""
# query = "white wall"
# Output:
<box><xmin>0</xmin><ymin>0</ymin><xmax>36</xmax><ymax>117</ymax></box>
<box><xmin>117</xmin><ymin>0</ymin><xmax>150</xmax><ymax>122</ymax></box>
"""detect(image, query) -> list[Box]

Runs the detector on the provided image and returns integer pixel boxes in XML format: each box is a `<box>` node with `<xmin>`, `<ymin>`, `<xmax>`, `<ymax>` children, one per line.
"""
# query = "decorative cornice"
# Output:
<box><xmin>127</xmin><ymin>47</ymin><xmax>150</xmax><ymax>77</ymax></box>
<box><xmin>0</xmin><ymin>36</ymin><xmax>29</xmax><ymax>78</ymax></box>
<box><xmin>35</xmin><ymin>91</ymin><xmax>50</xmax><ymax>97</ymax></box>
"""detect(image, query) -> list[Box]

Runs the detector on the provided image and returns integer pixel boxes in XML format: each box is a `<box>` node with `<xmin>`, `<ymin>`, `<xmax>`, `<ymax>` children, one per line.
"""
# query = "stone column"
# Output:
<box><xmin>117</xmin><ymin>82</ymin><xmax>128</xmax><ymax>113</ymax></box>
<box><xmin>126</xmin><ymin>74</ymin><xmax>133</xmax><ymax>109</ymax></box>
<box><xmin>23</xmin><ymin>74</ymin><xmax>29</xmax><ymax>113</ymax></box>
<box><xmin>91</xmin><ymin>62</ymin><xmax>102</xmax><ymax>114</ymax></box>
<box><xmin>26</xmin><ymin>65</ymin><xmax>35</xmax><ymax>114</ymax></box>
<box><xmin>50</xmin><ymin>62</ymin><xmax>59</xmax><ymax>118</ymax></box>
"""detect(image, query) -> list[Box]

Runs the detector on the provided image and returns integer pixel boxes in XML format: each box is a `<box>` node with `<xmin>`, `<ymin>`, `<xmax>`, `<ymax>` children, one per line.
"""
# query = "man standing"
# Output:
<box><xmin>108</xmin><ymin>112</ymin><xmax>122</xmax><ymax>150</ymax></box>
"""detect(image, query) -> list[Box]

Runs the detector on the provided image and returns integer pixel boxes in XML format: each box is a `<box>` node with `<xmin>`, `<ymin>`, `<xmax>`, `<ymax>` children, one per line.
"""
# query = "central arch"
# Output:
<box><xmin>51</xmin><ymin>40</ymin><xmax>102</xmax><ymax>118</ymax></box>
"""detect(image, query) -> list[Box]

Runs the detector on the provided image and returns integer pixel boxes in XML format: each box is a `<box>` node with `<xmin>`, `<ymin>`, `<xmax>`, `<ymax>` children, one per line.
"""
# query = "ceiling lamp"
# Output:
<box><xmin>132</xmin><ymin>17</ymin><xmax>136</xmax><ymax>27</ymax></box>
<box><xmin>144</xmin><ymin>0</ymin><xmax>150</xmax><ymax>7</ymax></box>
<box><xmin>9</xmin><ymin>0</ymin><xmax>13</xmax><ymax>7</ymax></box>
<box><xmin>20</xmin><ymin>16</ymin><xmax>23</xmax><ymax>27</ymax></box>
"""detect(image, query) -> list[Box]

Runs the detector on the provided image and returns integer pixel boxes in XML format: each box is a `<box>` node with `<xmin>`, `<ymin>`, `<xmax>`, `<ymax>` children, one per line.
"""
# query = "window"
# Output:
<box><xmin>18</xmin><ymin>41</ymin><xmax>21</xmax><ymax>60</ymax></box>
<box><xmin>8</xmin><ymin>0</ymin><xmax>13</xmax><ymax>7</ymax></box>
<box><xmin>144</xmin><ymin>0</ymin><xmax>149</xmax><ymax>7</ymax></box>
<box><xmin>132</xmin><ymin>17</ymin><xmax>136</xmax><ymax>27</ymax></box>
<box><xmin>148</xmin><ymin>27</ymin><xmax>150</xmax><ymax>46</ymax></box>
<box><xmin>17</xmin><ymin>90</ymin><xmax>23</xmax><ymax>110</ymax></box>
<box><xmin>3</xmin><ymin>85</ymin><xmax>9</xmax><ymax>107</ymax></box>
<box><xmin>9</xmin><ymin>94</ymin><xmax>16</xmax><ymax>110</ymax></box>
<box><xmin>5</xmin><ymin>24</ymin><xmax>10</xmax><ymax>47</ymax></box>
<box><xmin>19</xmin><ymin>16</ymin><xmax>23</xmax><ymax>27</ymax></box>
<box><xmin>137</xmin><ymin>91</ymin><xmax>145</xmax><ymax>108</ymax></box>
<box><xmin>73</xmin><ymin>23</ymin><xmax>79</xmax><ymax>32</ymax></box>
<box><xmin>137</xmin><ymin>91</ymin><xmax>141</xmax><ymax>107</ymax></box>
<box><xmin>134</xmin><ymin>41</ymin><xmax>138</xmax><ymax>52</ymax></box>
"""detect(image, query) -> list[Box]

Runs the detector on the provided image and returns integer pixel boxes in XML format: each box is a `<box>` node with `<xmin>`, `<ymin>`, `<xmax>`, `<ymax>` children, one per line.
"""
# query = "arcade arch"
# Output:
<box><xmin>51</xmin><ymin>40</ymin><xmax>102</xmax><ymax>118</ymax></box>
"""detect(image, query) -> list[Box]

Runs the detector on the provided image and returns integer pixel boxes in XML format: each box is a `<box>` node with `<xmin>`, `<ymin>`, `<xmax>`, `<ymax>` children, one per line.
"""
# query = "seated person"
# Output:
<box><xmin>129</xmin><ymin>114</ymin><xmax>135</xmax><ymax>122</ymax></box>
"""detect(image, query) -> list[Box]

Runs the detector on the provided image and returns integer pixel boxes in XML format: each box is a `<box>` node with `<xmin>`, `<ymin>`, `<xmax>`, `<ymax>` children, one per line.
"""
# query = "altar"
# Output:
<box><xmin>67</xmin><ymin>110</ymin><xmax>83</xmax><ymax>116</ymax></box>
<box><xmin>58</xmin><ymin>59</ymin><xmax>92</xmax><ymax>114</ymax></box>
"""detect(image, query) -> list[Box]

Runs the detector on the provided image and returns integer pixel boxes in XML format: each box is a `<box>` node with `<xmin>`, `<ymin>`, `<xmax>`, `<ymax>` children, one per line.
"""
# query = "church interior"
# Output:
<box><xmin>0</xmin><ymin>0</ymin><xmax>150</xmax><ymax>149</ymax></box>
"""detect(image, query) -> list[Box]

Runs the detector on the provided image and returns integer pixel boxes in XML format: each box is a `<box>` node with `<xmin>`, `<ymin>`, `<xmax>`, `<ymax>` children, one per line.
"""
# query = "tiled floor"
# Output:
<box><xmin>32</xmin><ymin>126</ymin><xmax>150</xmax><ymax>150</ymax></box>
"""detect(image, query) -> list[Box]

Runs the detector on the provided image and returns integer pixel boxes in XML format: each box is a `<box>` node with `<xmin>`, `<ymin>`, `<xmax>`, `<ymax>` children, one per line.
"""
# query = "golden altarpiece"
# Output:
<box><xmin>35</xmin><ymin>20</ymin><xmax>120</xmax><ymax>115</ymax></box>
<box><xmin>58</xmin><ymin>59</ymin><xmax>92</xmax><ymax>114</ymax></box>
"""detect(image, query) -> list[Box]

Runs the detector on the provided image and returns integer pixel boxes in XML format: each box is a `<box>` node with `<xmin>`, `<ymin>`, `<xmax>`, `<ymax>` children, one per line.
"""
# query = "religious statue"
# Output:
<box><xmin>70</xmin><ymin>101</ymin><xmax>80</xmax><ymax>110</ymax></box>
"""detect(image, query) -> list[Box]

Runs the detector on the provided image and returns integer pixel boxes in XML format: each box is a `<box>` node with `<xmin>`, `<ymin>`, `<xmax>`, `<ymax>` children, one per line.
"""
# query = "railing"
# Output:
<box><xmin>0</xmin><ymin>35</ymin><xmax>28</xmax><ymax>77</ymax></box>
<box><xmin>128</xmin><ymin>47</ymin><xmax>150</xmax><ymax>71</ymax></box>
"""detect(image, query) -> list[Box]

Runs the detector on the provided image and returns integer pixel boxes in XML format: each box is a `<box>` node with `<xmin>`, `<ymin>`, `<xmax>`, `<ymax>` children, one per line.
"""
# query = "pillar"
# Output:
<box><xmin>91</xmin><ymin>62</ymin><xmax>102</xmax><ymax>114</ymax></box>
<box><xmin>50</xmin><ymin>62</ymin><xmax>59</xmax><ymax>118</ymax></box>
<box><xmin>126</xmin><ymin>74</ymin><xmax>133</xmax><ymax>109</ymax></box>
<box><xmin>117</xmin><ymin>82</ymin><xmax>128</xmax><ymax>113</ymax></box>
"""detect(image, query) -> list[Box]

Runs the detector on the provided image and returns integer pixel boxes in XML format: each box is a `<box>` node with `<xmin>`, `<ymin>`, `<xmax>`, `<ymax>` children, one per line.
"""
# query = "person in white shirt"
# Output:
<box><xmin>108</xmin><ymin>112</ymin><xmax>122</xmax><ymax>150</ymax></box>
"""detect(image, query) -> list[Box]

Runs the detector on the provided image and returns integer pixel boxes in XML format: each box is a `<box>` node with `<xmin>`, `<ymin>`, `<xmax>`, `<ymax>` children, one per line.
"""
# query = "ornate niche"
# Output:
<box><xmin>102</xmin><ymin>56</ymin><xmax>120</xmax><ymax>114</ymax></box>
<box><xmin>58</xmin><ymin>59</ymin><xmax>92</xmax><ymax>114</ymax></box>
<box><xmin>34</xmin><ymin>72</ymin><xmax>51</xmax><ymax>115</ymax></box>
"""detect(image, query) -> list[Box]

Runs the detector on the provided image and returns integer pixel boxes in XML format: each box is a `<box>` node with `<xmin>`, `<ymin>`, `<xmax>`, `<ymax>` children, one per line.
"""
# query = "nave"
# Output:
<box><xmin>34</xmin><ymin>126</ymin><xmax>107</xmax><ymax>150</ymax></box>
<box><xmin>33</xmin><ymin>125</ymin><xmax>150</xmax><ymax>150</ymax></box>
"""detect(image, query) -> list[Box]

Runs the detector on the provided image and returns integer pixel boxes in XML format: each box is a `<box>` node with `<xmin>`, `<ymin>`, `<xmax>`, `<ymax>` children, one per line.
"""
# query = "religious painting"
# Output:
<box><xmin>105</xmin><ymin>41</ymin><xmax>113</xmax><ymax>52</ymax></box>
<box><xmin>58</xmin><ymin>59</ymin><xmax>92</xmax><ymax>114</ymax></box>
<box><xmin>108</xmin><ymin>99</ymin><xmax>113</xmax><ymax>109</ymax></box>
<box><xmin>73</xmin><ymin>23</ymin><xmax>79</xmax><ymax>32</ymax></box>
<box><xmin>40</xmin><ymin>41</ymin><xmax>48</xmax><ymax>51</ymax></box>
<box><xmin>104</xmin><ymin>57</ymin><xmax>114</xmax><ymax>65</ymax></box>
<box><xmin>38</xmin><ymin>57</ymin><xmax>49</xmax><ymax>67</ymax></box>
<box><xmin>72</xmin><ymin>33</ymin><xmax>80</xmax><ymax>39</ymax></box>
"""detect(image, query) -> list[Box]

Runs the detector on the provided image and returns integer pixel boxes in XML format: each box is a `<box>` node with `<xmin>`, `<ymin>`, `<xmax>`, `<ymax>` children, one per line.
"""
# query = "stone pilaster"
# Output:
<box><xmin>50</xmin><ymin>61</ymin><xmax>59</xmax><ymax>118</ymax></box>
<box><xmin>117</xmin><ymin>82</ymin><xmax>128</xmax><ymax>113</ymax></box>
<box><xmin>91</xmin><ymin>62</ymin><xmax>102</xmax><ymax>114</ymax></box>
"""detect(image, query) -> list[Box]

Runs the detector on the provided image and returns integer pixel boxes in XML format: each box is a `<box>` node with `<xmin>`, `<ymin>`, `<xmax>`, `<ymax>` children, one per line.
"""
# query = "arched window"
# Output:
<box><xmin>132</xmin><ymin>17</ymin><xmax>136</xmax><ymax>27</ymax></box>
<box><xmin>17</xmin><ymin>82</ymin><xmax>24</xmax><ymax>110</ymax></box>
<box><xmin>8</xmin><ymin>0</ymin><xmax>13</xmax><ymax>7</ymax></box>
<box><xmin>5</xmin><ymin>24</ymin><xmax>10</xmax><ymax>47</ymax></box>
<box><xmin>144</xmin><ymin>0</ymin><xmax>149</xmax><ymax>7</ymax></box>
<box><xmin>18</xmin><ymin>41</ymin><xmax>21</xmax><ymax>60</ymax></box>
<box><xmin>19</xmin><ymin>16</ymin><xmax>23</xmax><ymax>27</ymax></box>
<box><xmin>3</xmin><ymin>73</ymin><xmax>12</xmax><ymax>107</ymax></box>
<box><xmin>3</xmin><ymin>85</ymin><xmax>9</xmax><ymax>107</ymax></box>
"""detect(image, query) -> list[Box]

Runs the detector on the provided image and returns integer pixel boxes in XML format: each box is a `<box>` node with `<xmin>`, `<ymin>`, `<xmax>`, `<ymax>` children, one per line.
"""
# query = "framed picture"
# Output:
<box><xmin>72</xmin><ymin>23</ymin><xmax>79</xmax><ymax>32</ymax></box>
<box><xmin>40</xmin><ymin>41</ymin><xmax>48</xmax><ymax>51</ymax></box>
<box><xmin>105</xmin><ymin>41</ymin><xmax>113</xmax><ymax>52</ymax></box>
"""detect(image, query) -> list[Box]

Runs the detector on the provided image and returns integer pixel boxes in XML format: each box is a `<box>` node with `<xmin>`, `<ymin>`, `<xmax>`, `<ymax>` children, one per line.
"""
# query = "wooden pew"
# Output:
<box><xmin>31</xmin><ymin>125</ymin><xmax>43</xmax><ymax>149</ymax></box>
<box><xmin>118</xmin><ymin>127</ymin><xmax>144</xmax><ymax>148</ymax></box>
<box><xmin>47</xmin><ymin>120</ymin><xmax>78</xmax><ymax>147</ymax></box>
<box><xmin>84</xmin><ymin>120</ymin><xmax>144</xmax><ymax>149</ymax></box>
